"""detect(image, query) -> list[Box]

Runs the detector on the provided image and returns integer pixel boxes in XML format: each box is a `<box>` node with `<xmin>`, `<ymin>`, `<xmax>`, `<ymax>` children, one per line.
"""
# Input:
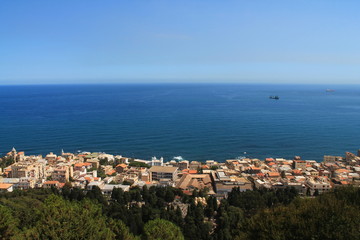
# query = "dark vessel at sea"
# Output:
<box><xmin>269</xmin><ymin>96</ymin><xmax>279</xmax><ymax>100</ymax></box>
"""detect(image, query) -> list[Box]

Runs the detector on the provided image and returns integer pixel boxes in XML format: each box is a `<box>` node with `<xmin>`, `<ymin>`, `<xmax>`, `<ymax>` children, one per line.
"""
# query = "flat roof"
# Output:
<box><xmin>149</xmin><ymin>166</ymin><xmax>178</xmax><ymax>173</ymax></box>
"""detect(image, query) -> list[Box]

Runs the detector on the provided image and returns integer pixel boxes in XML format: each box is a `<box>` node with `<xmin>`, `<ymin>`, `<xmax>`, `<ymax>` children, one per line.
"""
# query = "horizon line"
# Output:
<box><xmin>0</xmin><ymin>81</ymin><xmax>359</xmax><ymax>86</ymax></box>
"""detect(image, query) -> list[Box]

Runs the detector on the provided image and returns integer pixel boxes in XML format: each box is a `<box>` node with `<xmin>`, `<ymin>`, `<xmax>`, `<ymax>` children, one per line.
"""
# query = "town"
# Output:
<box><xmin>1</xmin><ymin>147</ymin><xmax>359</xmax><ymax>198</ymax></box>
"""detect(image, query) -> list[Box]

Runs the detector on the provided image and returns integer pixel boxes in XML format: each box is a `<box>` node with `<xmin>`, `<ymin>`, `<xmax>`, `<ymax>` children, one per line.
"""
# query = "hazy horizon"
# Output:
<box><xmin>1</xmin><ymin>1</ymin><xmax>360</xmax><ymax>85</ymax></box>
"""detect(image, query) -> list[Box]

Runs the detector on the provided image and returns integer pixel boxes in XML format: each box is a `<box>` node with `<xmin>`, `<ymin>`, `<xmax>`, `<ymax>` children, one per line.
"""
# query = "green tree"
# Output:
<box><xmin>0</xmin><ymin>205</ymin><xmax>19</xmax><ymax>239</ymax></box>
<box><xmin>143</xmin><ymin>218</ymin><xmax>184</xmax><ymax>240</ymax></box>
<box><xmin>108</xmin><ymin>218</ymin><xmax>138</xmax><ymax>240</ymax></box>
<box><xmin>21</xmin><ymin>195</ymin><xmax>115</xmax><ymax>239</ymax></box>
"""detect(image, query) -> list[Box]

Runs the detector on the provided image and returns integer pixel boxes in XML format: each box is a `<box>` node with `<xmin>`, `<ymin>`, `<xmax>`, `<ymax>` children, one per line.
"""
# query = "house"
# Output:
<box><xmin>43</xmin><ymin>181</ymin><xmax>61</xmax><ymax>189</ymax></box>
<box><xmin>293</xmin><ymin>160</ymin><xmax>307</xmax><ymax>170</ymax></box>
<box><xmin>115</xmin><ymin>164</ymin><xmax>128</xmax><ymax>173</ymax></box>
<box><xmin>0</xmin><ymin>183</ymin><xmax>13</xmax><ymax>192</ymax></box>
<box><xmin>51</xmin><ymin>167</ymin><xmax>70</xmax><ymax>183</ymax></box>
<box><xmin>176</xmin><ymin>174</ymin><xmax>213</xmax><ymax>192</ymax></box>
<box><xmin>149</xmin><ymin>166</ymin><xmax>178</xmax><ymax>182</ymax></box>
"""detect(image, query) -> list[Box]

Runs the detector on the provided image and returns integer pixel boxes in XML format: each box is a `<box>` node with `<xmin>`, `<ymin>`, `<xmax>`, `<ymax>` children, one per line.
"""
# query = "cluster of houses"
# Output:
<box><xmin>1</xmin><ymin>147</ymin><xmax>360</xmax><ymax>198</ymax></box>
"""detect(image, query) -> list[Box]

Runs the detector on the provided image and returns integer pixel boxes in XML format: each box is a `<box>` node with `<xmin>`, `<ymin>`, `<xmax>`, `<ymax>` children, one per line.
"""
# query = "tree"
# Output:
<box><xmin>128</xmin><ymin>161</ymin><xmax>150</xmax><ymax>168</ymax></box>
<box><xmin>86</xmin><ymin>186</ymin><xmax>107</xmax><ymax>205</ymax></box>
<box><xmin>108</xmin><ymin>218</ymin><xmax>137</xmax><ymax>240</ymax></box>
<box><xmin>210</xmin><ymin>165</ymin><xmax>219</xmax><ymax>170</ymax></box>
<box><xmin>165</xmin><ymin>188</ymin><xmax>175</xmax><ymax>202</ymax></box>
<box><xmin>314</xmin><ymin>189</ymin><xmax>319</xmax><ymax>196</ymax></box>
<box><xmin>0</xmin><ymin>205</ymin><xmax>19</xmax><ymax>239</ymax></box>
<box><xmin>143</xmin><ymin>218</ymin><xmax>184</xmax><ymax>240</ymax></box>
<box><xmin>21</xmin><ymin>195</ymin><xmax>115</xmax><ymax>239</ymax></box>
<box><xmin>306</xmin><ymin>187</ymin><xmax>311</xmax><ymax>196</ymax></box>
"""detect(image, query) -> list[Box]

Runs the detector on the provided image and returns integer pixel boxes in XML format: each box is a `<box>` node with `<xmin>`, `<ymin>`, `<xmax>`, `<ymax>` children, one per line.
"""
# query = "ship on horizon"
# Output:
<box><xmin>269</xmin><ymin>96</ymin><xmax>279</xmax><ymax>100</ymax></box>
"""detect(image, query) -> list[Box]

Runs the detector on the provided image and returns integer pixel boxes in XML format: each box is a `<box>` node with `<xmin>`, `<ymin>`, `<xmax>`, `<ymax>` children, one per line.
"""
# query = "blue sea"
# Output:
<box><xmin>0</xmin><ymin>84</ymin><xmax>359</xmax><ymax>162</ymax></box>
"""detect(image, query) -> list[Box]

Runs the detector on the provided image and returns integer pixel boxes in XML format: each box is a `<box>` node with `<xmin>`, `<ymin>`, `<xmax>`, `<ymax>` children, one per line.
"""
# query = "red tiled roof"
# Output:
<box><xmin>43</xmin><ymin>181</ymin><xmax>59</xmax><ymax>185</ymax></box>
<box><xmin>0</xmin><ymin>183</ymin><xmax>13</xmax><ymax>189</ymax></box>
<box><xmin>116</xmin><ymin>164</ymin><xmax>128</xmax><ymax>168</ymax></box>
<box><xmin>106</xmin><ymin>169</ymin><xmax>116</xmax><ymax>175</ymax></box>
<box><xmin>268</xmin><ymin>172</ymin><xmax>280</xmax><ymax>177</ymax></box>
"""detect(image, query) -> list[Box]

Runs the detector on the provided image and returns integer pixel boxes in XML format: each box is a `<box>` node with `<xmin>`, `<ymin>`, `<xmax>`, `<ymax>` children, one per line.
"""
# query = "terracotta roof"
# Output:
<box><xmin>106</xmin><ymin>169</ymin><xmax>116</xmax><ymax>175</ymax></box>
<box><xmin>43</xmin><ymin>181</ymin><xmax>59</xmax><ymax>185</ymax></box>
<box><xmin>182</xmin><ymin>190</ymin><xmax>192</xmax><ymax>195</ymax></box>
<box><xmin>268</xmin><ymin>172</ymin><xmax>280</xmax><ymax>177</ymax></box>
<box><xmin>0</xmin><ymin>183</ymin><xmax>13</xmax><ymax>189</ymax></box>
<box><xmin>116</xmin><ymin>164</ymin><xmax>128</xmax><ymax>168</ymax></box>
<box><xmin>149</xmin><ymin>166</ymin><xmax>177</xmax><ymax>173</ymax></box>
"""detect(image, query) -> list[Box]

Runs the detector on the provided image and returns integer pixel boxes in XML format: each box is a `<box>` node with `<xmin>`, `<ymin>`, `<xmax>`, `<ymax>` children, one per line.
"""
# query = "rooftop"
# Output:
<box><xmin>149</xmin><ymin>166</ymin><xmax>178</xmax><ymax>173</ymax></box>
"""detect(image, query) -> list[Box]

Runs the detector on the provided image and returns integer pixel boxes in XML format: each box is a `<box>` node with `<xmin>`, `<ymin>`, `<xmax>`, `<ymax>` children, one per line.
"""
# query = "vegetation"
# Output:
<box><xmin>0</xmin><ymin>186</ymin><xmax>359</xmax><ymax>239</ymax></box>
<box><xmin>128</xmin><ymin>161</ymin><xmax>150</xmax><ymax>168</ymax></box>
<box><xmin>144</xmin><ymin>218</ymin><xmax>184</xmax><ymax>240</ymax></box>
<box><xmin>0</xmin><ymin>157</ymin><xmax>14</xmax><ymax>170</ymax></box>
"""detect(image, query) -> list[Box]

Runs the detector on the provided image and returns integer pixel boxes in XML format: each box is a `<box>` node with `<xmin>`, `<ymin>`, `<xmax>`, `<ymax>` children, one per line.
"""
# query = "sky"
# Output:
<box><xmin>1</xmin><ymin>0</ymin><xmax>360</xmax><ymax>84</ymax></box>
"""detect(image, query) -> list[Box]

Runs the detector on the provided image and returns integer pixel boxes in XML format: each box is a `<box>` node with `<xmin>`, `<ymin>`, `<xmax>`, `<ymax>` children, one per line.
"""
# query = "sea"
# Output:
<box><xmin>0</xmin><ymin>83</ymin><xmax>360</xmax><ymax>162</ymax></box>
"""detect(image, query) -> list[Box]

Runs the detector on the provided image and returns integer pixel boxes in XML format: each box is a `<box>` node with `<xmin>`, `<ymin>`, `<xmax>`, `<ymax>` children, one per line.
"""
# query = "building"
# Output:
<box><xmin>0</xmin><ymin>183</ymin><xmax>13</xmax><ymax>192</ymax></box>
<box><xmin>115</xmin><ymin>164</ymin><xmax>128</xmax><ymax>173</ymax></box>
<box><xmin>150</xmin><ymin>157</ymin><xmax>164</xmax><ymax>166</ymax></box>
<box><xmin>101</xmin><ymin>184</ymin><xmax>130</xmax><ymax>195</ymax></box>
<box><xmin>189</xmin><ymin>161</ymin><xmax>201</xmax><ymax>170</ymax></box>
<box><xmin>178</xmin><ymin>160</ymin><xmax>189</xmax><ymax>170</ymax></box>
<box><xmin>149</xmin><ymin>166</ymin><xmax>178</xmax><ymax>182</ymax></box>
<box><xmin>305</xmin><ymin>177</ymin><xmax>331</xmax><ymax>194</ymax></box>
<box><xmin>293</xmin><ymin>160</ymin><xmax>306</xmax><ymax>170</ymax></box>
<box><xmin>324</xmin><ymin>155</ymin><xmax>342</xmax><ymax>163</ymax></box>
<box><xmin>45</xmin><ymin>152</ymin><xmax>57</xmax><ymax>165</ymax></box>
<box><xmin>11</xmin><ymin>161</ymin><xmax>45</xmax><ymax>179</ymax></box>
<box><xmin>51</xmin><ymin>167</ymin><xmax>70</xmax><ymax>183</ymax></box>
<box><xmin>43</xmin><ymin>181</ymin><xmax>61</xmax><ymax>189</ymax></box>
<box><xmin>176</xmin><ymin>174</ymin><xmax>213</xmax><ymax>192</ymax></box>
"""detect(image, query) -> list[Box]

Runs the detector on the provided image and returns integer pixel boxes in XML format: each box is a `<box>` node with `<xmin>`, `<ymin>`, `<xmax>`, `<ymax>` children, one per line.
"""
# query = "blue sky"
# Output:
<box><xmin>1</xmin><ymin>0</ymin><xmax>360</xmax><ymax>84</ymax></box>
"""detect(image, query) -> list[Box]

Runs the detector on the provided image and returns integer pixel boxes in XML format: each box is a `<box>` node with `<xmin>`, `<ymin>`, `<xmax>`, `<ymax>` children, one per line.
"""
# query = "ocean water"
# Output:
<box><xmin>0</xmin><ymin>84</ymin><xmax>359</xmax><ymax>162</ymax></box>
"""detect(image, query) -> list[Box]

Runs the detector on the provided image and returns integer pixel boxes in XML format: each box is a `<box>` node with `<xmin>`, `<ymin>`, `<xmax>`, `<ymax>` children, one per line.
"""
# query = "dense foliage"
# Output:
<box><xmin>0</xmin><ymin>186</ymin><xmax>359</xmax><ymax>239</ymax></box>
